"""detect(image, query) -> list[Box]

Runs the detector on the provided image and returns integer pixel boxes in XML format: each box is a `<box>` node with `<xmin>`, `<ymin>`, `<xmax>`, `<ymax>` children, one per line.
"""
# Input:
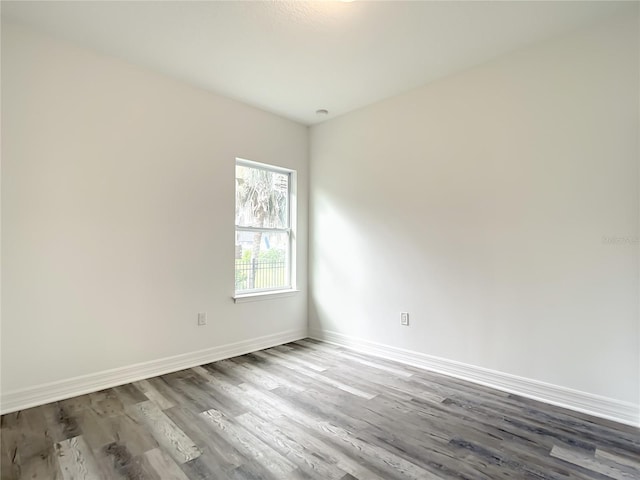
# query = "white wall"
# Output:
<box><xmin>310</xmin><ymin>12</ymin><xmax>639</xmax><ymax>407</ymax></box>
<box><xmin>1</xmin><ymin>23</ymin><xmax>308</xmax><ymax>396</ymax></box>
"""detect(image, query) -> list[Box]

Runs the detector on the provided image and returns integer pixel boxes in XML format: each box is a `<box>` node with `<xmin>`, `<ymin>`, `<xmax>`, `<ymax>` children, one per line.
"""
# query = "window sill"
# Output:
<box><xmin>233</xmin><ymin>289</ymin><xmax>299</xmax><ymax>304</ymax></box>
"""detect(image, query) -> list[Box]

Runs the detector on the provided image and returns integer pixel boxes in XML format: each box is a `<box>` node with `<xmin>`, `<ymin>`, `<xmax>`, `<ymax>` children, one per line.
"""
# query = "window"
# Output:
<box><xmin>235</xmin><ymin>159</ymin><xmax>295</xmax><ymax>296</ymax></box>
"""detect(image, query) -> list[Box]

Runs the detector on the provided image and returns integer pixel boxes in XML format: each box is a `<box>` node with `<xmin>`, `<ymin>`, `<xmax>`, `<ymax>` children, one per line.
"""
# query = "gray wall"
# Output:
<box><xmin>1</xmin><ymin>23</ymin><xmax>308</xmax><ymax>394</ymax></box>
<box><xmin>310</xmin><ymin>12</ymin><xmax>639</xmax><ymax>405</ymax></box>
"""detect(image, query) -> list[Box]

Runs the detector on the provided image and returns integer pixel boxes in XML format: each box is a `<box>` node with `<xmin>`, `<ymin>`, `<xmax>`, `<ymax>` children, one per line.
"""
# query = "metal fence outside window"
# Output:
<box><xmin>235</xmin><ymin>259</ymin><xmax>287</xmax><ymax>291</ymax></box>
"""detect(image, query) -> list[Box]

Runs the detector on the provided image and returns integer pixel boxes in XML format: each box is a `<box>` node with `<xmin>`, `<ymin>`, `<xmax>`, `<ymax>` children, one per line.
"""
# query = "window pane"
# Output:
<box><xmin>235</xmin><ymin>165</ymin><xmax>289</xmax><ymax>229</ymax></box>
<box><xmin>235</xmin><ymin>231</ymin><xmax>290</xmax><ymax>292</ymax></box>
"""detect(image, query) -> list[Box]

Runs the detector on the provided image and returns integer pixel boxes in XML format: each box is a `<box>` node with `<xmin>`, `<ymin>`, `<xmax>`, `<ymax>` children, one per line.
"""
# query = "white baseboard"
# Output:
<box><xmin>309</xmin><ymin>329</ymin><xmax>640</xmax><ymax>428</ymax></box>
<box><xmin>1</xmin><ymin>328</ymin><xmax>307</xmax><ymax>414</ymax></box>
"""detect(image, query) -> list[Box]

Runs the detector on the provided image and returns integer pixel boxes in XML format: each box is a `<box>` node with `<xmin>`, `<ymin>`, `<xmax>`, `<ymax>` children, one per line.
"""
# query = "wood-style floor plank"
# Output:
<box><xmin>235</xmin><ymin>411</ymin><xmax>347</xmax><ymax>480</ymax></box>
<box><xmin>200</xmin><ymin>408</ymin><xmax>297</xmax><ymax>477</ymax></box>
<box><xmin>2</xmin><ymin>339</ymin><xmax>639</xmax><ymax>479</ymax></box>
<box><xmin>127</xmin><ymin>401</ymin><xmax>201</xmax><ymax>464</ymax></box>
<box><xmin>551</xmin><ymin>445</ymin><xmax>638</xmax><ymax>480</ymax></box>
<box><xmin>144</xmin><ymin>448</ymin><xmax>190</xmax><ymax>480</ymax></box>
<box><xmin>135</xmin><ymin>379</ymin><xmax>176</xmax><ymax>410</ymax></box>
<box><xmin>56</xmin><ymin>435</ymin><xmax>104</xmax><ymax>480</ymax></box>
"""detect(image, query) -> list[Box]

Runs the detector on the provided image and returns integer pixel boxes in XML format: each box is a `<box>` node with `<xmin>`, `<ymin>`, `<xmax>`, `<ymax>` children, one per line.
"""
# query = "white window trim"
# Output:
<box><xmin>234</xmin><ymin>158</ymin><xmax>297</xmax><ymax>299</ymax></box>
<box><xmin>233</xmin><ymin>289</ymin><xmax>300</xmax><ymax>303</ymax></box>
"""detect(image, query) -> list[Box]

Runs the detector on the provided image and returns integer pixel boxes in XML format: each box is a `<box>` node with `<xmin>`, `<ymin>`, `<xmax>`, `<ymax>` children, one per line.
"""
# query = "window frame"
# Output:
<box><xmin>234</xmin><ymin>158</ymin><xmax>297</xmax><ymax>301</ymax></box>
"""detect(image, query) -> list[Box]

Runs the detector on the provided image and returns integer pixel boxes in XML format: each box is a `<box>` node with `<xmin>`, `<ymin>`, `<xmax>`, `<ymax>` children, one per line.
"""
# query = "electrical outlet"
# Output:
<box><xmin>401</xmin><ymin>312</ymin><xmax>409</xmax><ymax>326</ymax></box>
<box><xmin>197</xmin><ymin>312</ymin><xmax>207</xmax><ymax>326</ymax></box>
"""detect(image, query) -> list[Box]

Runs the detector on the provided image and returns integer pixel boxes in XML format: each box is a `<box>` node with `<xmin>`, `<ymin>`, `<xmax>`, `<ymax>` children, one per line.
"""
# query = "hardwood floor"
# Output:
<box><xmin>1</xmin><ymin>339</ymin><xmax>639</xmax><ymax>479</ymax></box>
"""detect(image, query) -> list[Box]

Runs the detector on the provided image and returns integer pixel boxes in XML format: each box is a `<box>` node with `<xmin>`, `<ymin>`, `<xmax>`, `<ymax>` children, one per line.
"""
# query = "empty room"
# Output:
<box><xmin>1</xmin><ymin>1</ymin><xmax>638</xmax><ymax>479</ymax></box>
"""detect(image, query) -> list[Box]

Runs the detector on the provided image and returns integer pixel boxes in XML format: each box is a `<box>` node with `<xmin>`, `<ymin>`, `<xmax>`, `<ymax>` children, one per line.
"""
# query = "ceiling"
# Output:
<box><xmin>1</xmin><ymin>1</ymin><xmax>632</xmax><ymax>125</ymax></box>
